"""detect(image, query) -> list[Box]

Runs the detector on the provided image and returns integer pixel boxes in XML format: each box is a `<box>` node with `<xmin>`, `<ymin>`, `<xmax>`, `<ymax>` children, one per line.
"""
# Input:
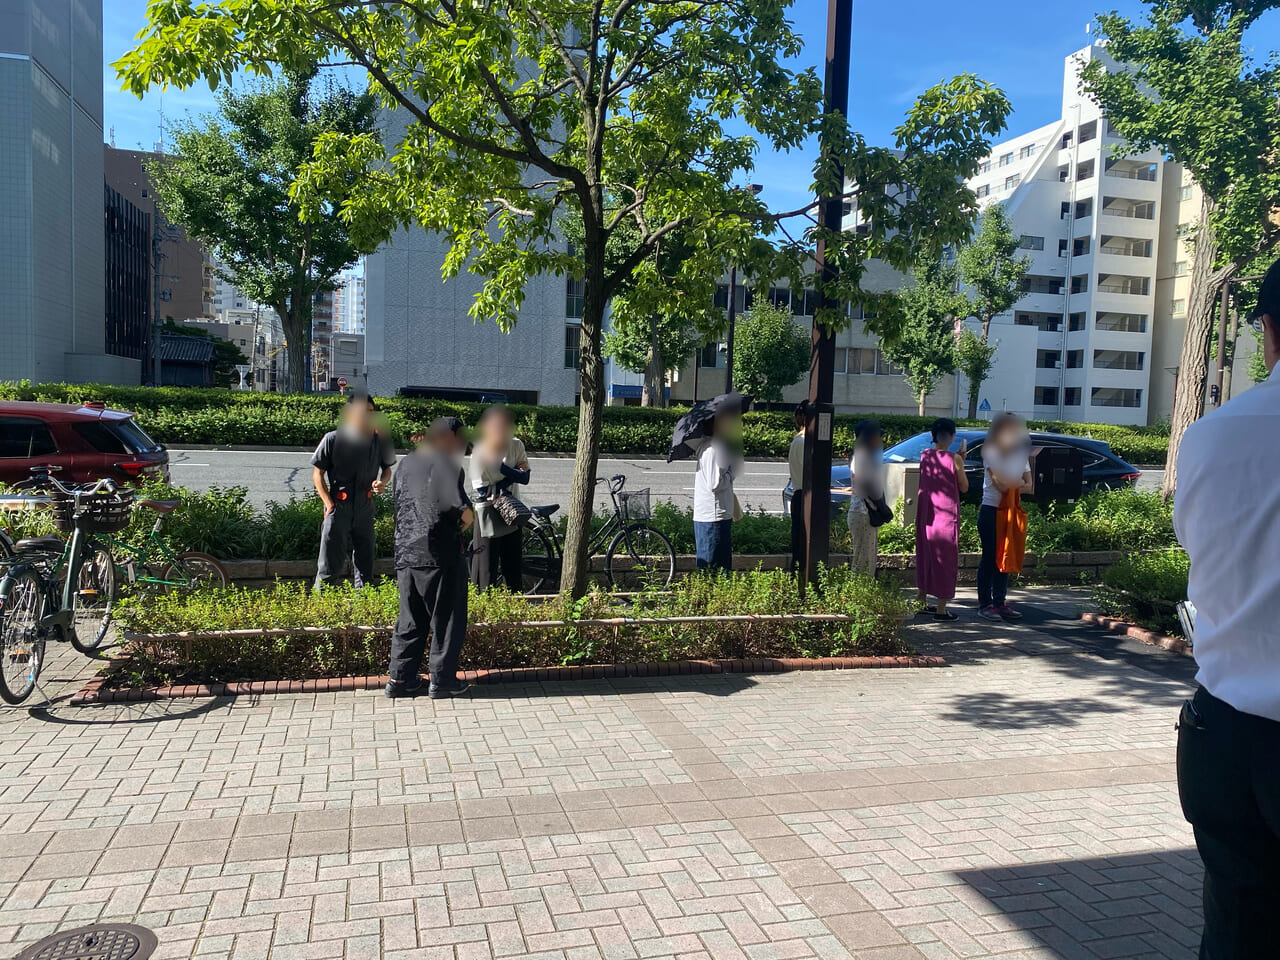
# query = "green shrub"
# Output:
<box><xmin>1094</xmin><ymin>549</ymin><xmax>1189</xmax><ymax>636</ymax></box>
<box><xmin>0</xmin><ymin>381</ymin><xmax>1168</xmax><ymax>463</ymax></box>
<box><xmin>113</xmin><ymin>568</ymin><xmax>912</xmax><ymax>687</ymax></box>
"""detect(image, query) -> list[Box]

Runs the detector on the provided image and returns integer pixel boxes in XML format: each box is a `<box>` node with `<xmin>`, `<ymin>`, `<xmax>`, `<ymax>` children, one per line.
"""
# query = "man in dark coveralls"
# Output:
<box><xmin>312</xmin><ymin>393</ymin><xmax>396</xmax><ymax>589</ymax></box>
<box><xmin>385</xmin><ymin>417</ymin><xmax>474</xmax><ymax>699</ymax></box>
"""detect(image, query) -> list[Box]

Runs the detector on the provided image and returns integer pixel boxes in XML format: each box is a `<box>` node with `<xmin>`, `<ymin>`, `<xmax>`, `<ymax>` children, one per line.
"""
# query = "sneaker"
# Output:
<box><xmin>429</xmin><ymin>677</ymin><xmax>471</xmax><ymax>699</ymax></box>
<box><xmin>998</xmin><ymin>605</ymin><xmax>1023</xmax><ymax>621</ymax></box>
<box><xmin>384</xmin><ymin>677</ymin><xmax>424</xmax><ymax>699</ymax></box>
<box><xmin>978</xmin><ymin>605</ymin><xmax>1003</xmax><ymax>622</ymax></box>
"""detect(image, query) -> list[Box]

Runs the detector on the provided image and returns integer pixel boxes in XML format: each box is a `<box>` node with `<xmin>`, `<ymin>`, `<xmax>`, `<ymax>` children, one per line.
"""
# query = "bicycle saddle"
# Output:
<box><xmin>15</xmin><ymin>535</ymin><xmax>64</xmax><ymax>553</ymax></box>
<box><xmin>137</xmin><ymin>499</ymin><xmax>180</xmax><ymax>514</ymax></box>
<box><xmin>531</xmin><ymin>504</ymin><xmax>559</xmax><ymax>518</ymax></box>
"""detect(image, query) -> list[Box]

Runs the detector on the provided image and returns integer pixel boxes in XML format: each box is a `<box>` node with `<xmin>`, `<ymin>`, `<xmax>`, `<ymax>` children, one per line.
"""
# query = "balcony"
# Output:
<box><xmin>1099</xmin><ymin>236</ymin><xmax>1153</xmax><ymax>258</ymax></box>
<box><xmin>1096</xmin><ymin>274</ymin><xmax>1150</xmax><ymax>296</ymax></box>
<box><xmin>1094</xmin><ymin>349</ymin><xmax>1146</xmax><ymax>371</ymax></box>
<box><xmin>1095</xmin><ymin>312</ymin><xmax>1149</xmax><ymax>334</ymax></box>
<box><xmin>1104</xmin><ymin>159</ymin><xmax>1158</xmax><ymax>182</ymax></box>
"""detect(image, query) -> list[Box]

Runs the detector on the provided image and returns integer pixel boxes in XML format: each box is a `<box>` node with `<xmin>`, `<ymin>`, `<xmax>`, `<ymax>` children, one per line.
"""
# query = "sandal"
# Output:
<box><xmin>934</xmin><ymin>611</ymin><xmax>959</xmax><ymax>622</ymax></box>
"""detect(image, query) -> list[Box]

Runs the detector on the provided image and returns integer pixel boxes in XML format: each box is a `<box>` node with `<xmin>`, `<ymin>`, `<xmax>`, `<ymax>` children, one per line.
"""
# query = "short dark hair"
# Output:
<box><xmin>481</xmin><ymin>403</ymin><xmax>514</xmax><ymax>424</ymax></box>
<box><xmin>931</xmin><ymin>418</ymin><xmax>958</xmax><ymax>442</ymax></box>
<box><xmin>1251</xmin><ymin>255</ymin><xmax>1280</xmax><ymax>329</ymax></box>
<box><xmin>854</xmin><ymin>419</ymin><xmax>882</xmax><ymax>445</ymax></box>
<box><xmin>794</xmin><ymin>400</ymin><xmax>809</xmax><ymax>421</ymax></box>
<box><xmin>346</xmin><ymin>392</ymin><xmax>375</xmax><ymax>410</ymax></box>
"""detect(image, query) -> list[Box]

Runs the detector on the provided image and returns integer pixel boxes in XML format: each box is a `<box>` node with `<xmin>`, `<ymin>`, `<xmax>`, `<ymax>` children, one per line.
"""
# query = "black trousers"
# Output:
<box><xmin>790</xmin><ymin>492</ymin><xmax>805</xmax><ymax>575</ymax></box>
<box><xmin>976</xmin><ymin>504</ymin><xmax>1007</xmax><ymax>608</ymax></box>
<box><xmin>315</xmin><ymin>495</ymin><xmax>376</xmax><ymax>588</ymax></box>
<box><xmin>387</xmin><ymin>564</ymin><xmax>468</xmax><ymax>684</ymax></box>
<box><xmin>471</xmin><ymin>529</ymin><xmax>523</xmax><ymax>591</ymax></box>
<box><xmin>1177</xmin><ymin>686</ymin><xmax>1280</xmax><ymax>959</ymax></box>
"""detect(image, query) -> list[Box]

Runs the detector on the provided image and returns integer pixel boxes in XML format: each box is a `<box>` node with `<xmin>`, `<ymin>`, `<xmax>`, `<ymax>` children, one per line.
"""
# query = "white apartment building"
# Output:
<box><xmin>333</xmin><ymin>273</ymin><xmax>366</xmax><ymax>335</ymax></box>
<box><xmin>964</xmin><ymin>43</ymin><xmax>1233</xmax><ymax>426</ymax></box>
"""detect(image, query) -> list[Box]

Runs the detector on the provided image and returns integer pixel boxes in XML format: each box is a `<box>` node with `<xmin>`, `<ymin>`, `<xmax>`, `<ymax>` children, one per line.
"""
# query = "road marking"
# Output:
<box><xmin>172</xmin><ymin>463</ymin><xmax>210</xmax><ymax>467</ymax></box>
<box><xmin>682</xmin><ymin>487</ymin><xmax>781</xmax><ymax>492</ymax></box>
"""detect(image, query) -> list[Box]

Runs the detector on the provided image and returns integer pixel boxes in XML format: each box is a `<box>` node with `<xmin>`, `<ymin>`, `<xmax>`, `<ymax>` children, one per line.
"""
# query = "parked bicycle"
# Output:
<box><xmin>0</xmin><ymin>473</ymin><xmax>132</xmax><ymax>704</ymax></box>
<box><xmin>520</xmin><ymin>474</ymin><xmax>675</xmax><ymax>594</ymax></box>
<box><xmin>93</xmin><ymin>498</ymin><xmax>229</xmax><ymax>595</ymax></box>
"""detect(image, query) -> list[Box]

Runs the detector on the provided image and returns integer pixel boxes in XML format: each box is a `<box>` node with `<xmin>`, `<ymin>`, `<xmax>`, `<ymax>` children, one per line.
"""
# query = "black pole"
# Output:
<box><xmin>724</xmin><ymin>264</ymin><xmax>738</xmax><ymax>394</ymax></box>
<box><xmin>801</xmin><ymin>0</ymin><xmax>853</xmax><ymax>590</ymax></box>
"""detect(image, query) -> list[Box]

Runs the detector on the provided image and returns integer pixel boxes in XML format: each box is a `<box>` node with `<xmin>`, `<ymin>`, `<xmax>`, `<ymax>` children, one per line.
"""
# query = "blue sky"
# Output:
<box><xmin>104</xmin><ymin>0</ymin><xmax>1280</xmax><ymax>217</ymax></box>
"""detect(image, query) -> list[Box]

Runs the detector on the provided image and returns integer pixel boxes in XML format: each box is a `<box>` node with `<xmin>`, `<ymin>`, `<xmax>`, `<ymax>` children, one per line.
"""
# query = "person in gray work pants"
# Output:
<box><xmin>312</xmin><ymin>393</ymin><xmax>395</xmax><ymax>589</ymax></box>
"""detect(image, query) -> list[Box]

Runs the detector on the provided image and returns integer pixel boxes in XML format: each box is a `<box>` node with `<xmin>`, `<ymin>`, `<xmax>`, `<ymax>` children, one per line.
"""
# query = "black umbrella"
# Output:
<box><xmin>667</xmin><ymin>392</ymin><xmax>752</xmax><ymax>462</ymax></box>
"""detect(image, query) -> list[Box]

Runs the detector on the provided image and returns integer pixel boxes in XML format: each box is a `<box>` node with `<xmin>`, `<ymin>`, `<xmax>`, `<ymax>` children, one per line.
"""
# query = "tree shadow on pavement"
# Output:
<box><xmin>940</xmin><ymin>690</ymin><xmax>1124</xmax><ymax>728</ymax></box>
<box><xmin>955</xmin><ymin>847</ymin><xmax>1204</xmax><ymax>958</ymax></box>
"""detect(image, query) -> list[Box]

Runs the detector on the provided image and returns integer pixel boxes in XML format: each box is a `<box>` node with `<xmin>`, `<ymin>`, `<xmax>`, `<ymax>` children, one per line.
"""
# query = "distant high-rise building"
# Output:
<box><xmin>333</xmin><ymin>273</ymin><xmax>366</xmax><ymax>334</ymax></box>
<box><xmin>0</xmin><ymin>0</ymin><xmax>139</xmax><ymax>383</ymax></box>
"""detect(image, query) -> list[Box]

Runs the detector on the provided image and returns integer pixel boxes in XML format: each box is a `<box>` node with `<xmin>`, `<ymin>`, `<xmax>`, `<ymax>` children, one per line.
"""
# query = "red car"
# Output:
<box><xmin>0</xmin><ymin>402</ymin><xmax>169</xmax><ymax>486</ymax></box>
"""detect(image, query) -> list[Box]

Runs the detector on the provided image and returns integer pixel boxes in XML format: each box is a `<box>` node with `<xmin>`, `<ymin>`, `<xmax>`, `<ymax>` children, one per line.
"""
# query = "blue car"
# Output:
<box><xmin>782</xmin><ymin>429</ymin><xmax>1141</xmax><ymax>513</ymax></box>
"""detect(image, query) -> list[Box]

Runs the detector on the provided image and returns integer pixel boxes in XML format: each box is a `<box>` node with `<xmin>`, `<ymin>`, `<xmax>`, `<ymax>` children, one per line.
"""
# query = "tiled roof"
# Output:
<box><xmin>159</xmin><ymin>335</ymin><xmax>216</xmax><ymax>364</ymax></box>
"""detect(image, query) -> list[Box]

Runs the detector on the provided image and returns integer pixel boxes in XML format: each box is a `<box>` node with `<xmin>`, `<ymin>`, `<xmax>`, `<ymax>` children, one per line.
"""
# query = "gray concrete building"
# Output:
<box><xmin>0</xmin><ymin>0</ymin><xmax>137</xmax><ymax>384</ymax></box>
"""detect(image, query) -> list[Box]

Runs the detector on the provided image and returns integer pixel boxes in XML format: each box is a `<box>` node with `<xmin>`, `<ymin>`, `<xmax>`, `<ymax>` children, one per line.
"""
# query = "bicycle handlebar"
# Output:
<box><xmin>20</xmin><ymin>467</ymin><xmax>118</xmax><ymax>499</ymax></box>
<box><xmin>593</xmin><ymin>474</ymin><xmax>627</xmax><ymax>494</ymax></box>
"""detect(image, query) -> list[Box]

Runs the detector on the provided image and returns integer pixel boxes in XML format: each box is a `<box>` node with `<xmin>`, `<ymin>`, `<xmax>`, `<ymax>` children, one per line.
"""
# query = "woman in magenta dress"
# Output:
<box><xmin>916</xmin><ymin>418</ymin><xmax>969</xmax><ymax>621</ymax></box>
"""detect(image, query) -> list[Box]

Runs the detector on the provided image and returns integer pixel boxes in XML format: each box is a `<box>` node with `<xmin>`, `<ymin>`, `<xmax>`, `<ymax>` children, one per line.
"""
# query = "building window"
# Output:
<box><xmin>1076</xmin><ymin>158</ymin><xmax>1095</xmax><ymax>181</ymax></box>
<box><xmin>1036</xmin><ymin>350</ymin><xmax>1061</xmax><ymax>369</ymax></box>
<box><xmin>564</xmin><ymin>323</ymin><xmax>581</xmax><ymax>369</ymax></box>
<box><xmin>1096</xmin><ymin>312</ymin><xmax>1148</xmax><ymax>333</ymax></box>
<box><xmin>1171</xmin><ymin>299</ymin><xmax>1187</xmax><ymax>317</ymax></box>
<box><xmin>1179</xmin><ymin>185</ymin><xmax>1193</xmax><ymax>201</ymax></box>
<box><xmin>1073</xmin><ymin>237</ymin><xmax>1091</xmax><ymax>257</ymax></box>
<box><xmin>768</xmin><ymin>287</ymin><xmax>792</xmax><ymax>310</ymax></box>
<box><xmin>1091</xmin><ymin>387</ymin><xmax>1143</xmax><ymax>408</ymax></box>
<box><xmin>699</xmin><ymin>342</ymin><xmax>722</xmax><ymax>368</ymax></box>
<box><xmin>1019</xmin><ymin>143</ymin><xmax>1037</xmax><ymax>159</ymax></box>
<box><xmin>1060</xmin><ymin>132</ymin><xmax>1074</xmax><ymax>150</ymax></box>
<box><xmin>977</xmin><ymin>160</ymin><xmax>991</xmax><ymax>174</ymax></box>
<box><xmin>1067</xmin><ymin>350</ymin><xmax>1085</xmax><ymax>368</ymax></box>
<box><xmin>1016</xmin><ymin>313</ymin><xmax>1061</xmax><ymax>332</ymax></box>
<box><xmin>565</xmin><ymin>274</ymin><xmax>584</xmax><ymax>320</ymax></box>
<box><xmin>1094</xmin><ymin>349</ymin><xmax>1145</xmax><ymax>371</ymax></box>
<box><xmin>998</xmin><ymin>152</ymin><xmax>1014</xmax><ymax>167</ymax></box>
<box><xmin>1098</xmin><ymin>275</ymin><xmax>1149</xmax><ymax>296</ymax></box>
<box><xmin>1035</xmin><ymin>387</ymin><xmax>1059</xmax><ymax>407</ymax></box>
<box><xmin>1058</xmin><ymin>238</ymin><xmax>1069</xmax><ymax>258</ymax></box>
<box><xmin>1069</xmin><ymin>312</ymin><xmax>1087</xmax><ymax>331</ymax></box>
<box><xmin>1021</xmin><ymin>276</ymin><xmax>1065</xmax><ymax>296</ymax></box>
<box><xmin>975</xmin><ymin>184</ymin><xmax>990</xmax><ymax>198</ymax></box>
<box><xmin>1075</xmin><ymin>198</ymin><xmax>1093</xmax><ymax>219</ymax></box>
<box><xmin>832</xmin><ymin>348</ymin><xmax>847</xmax><ymax>374</ymax></box>
<box><xmin>1019</xmin><ymin>235</ymin><xmax>1044</xmax><ymax>251</ymax></box>
<box><xmin>1078</xmin><ymin>120</ymin><xmax>1098</xmax><ymax>144</ymax></box>
<box><xmin>1065</xmin><ymin>387</ymin><xmax>1082</xmax><ymax>406</ymax></box>
<box><xmin>1173</xmin><ymin>260</ymin><xmax>1189</xmax><ymax>276</ymax></box>
<box><xmin>1005</xmin><ymin>175</ymin><xmax>1021</xmax><ymax>191</ymax></box>
<box><xmin>1070</xmin><ymin>274</ymin><xmax>1089</xmax><ymax>294</ymax></box>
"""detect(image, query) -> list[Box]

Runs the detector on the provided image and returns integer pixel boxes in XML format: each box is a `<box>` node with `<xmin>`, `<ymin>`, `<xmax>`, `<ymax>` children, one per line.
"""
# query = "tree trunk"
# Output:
<box><xmin>918</xmin><ymin>391</ymin><xmax>927</xmax><ymax>417</ymax></box>
<box><xmin>279</xmin><ymin>301</ymin><xmax>310</xmax><ymax>395</ymax></box>
<box><xmin>1162</xmin><ymin>199</ymin><xmax>1224</xmax><ymax>499</ymax></box>
<box><xmin>642</xmin><ymin>322</ymin><xmax>665</xmax><ymax>408</ymax></box>
<box><xmin>966</xmin><ymin>390</ymin><xmax>978</xmax><ymax>421</ymax></box>
<box><xmin>560</xmin><ymin>247</ymin><xmax>608</xmax><ymax>597</ymax></box>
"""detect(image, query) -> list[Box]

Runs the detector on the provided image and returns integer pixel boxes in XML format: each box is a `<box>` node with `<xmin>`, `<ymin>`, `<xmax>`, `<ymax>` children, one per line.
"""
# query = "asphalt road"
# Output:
<box><xmin>169</xmin><ymin>447</ymin><xmax>1165</xmax><ymax>514</ymax></box>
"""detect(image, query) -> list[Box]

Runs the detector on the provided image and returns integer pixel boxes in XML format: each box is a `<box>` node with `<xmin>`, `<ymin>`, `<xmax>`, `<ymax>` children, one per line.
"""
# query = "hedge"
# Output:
<box><xmin>2</xmin><ymin>483</ymin><xmax>1176</xmax><ymax>565</ymax></box>
<box><xmin>1093</xmin><ymin>549</ymin><xmax>1189</xmax><ymax>637</ymax></box>
<box><xmin>0</xmin><ymin>381</ymin><xmax>1170</xmax><ymax>464</ymax></box>
<box><xmin>112</xmin><ymin>568</ymin><xmax>913</xmax><ymax>687</ymax></box>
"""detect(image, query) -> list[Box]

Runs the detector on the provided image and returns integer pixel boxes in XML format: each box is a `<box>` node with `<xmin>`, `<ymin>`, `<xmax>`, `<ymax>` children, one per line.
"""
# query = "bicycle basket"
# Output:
<box><xmin>618</xmin><ymin>487</ymin><xmax>651</xmax><ymax>521</ymax></box>
<box><xmin>51</xmin><ymin>489</ymin><xmax>135</xmax><ymax>534</ymax></box>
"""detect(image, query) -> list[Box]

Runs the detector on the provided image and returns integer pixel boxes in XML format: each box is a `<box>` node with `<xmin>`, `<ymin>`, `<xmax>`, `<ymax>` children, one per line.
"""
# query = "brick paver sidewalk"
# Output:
<box><xmin>0</xmin><ymin>588</ymin><xmax>1201</xmax><ymax>959</ymax></box>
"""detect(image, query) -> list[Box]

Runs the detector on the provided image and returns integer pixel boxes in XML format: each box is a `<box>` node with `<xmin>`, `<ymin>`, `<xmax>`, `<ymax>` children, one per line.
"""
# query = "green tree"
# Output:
<box><xmin>1082</xmin><ymin>1</ymin><xmax>1280</xmax><ymax>496</ymax></box>
<box><xmin>955</xmin><ymin>329</ymin><xmax>998</xmax><ymax>418</ymax></box>
<box><xmin>956</xmin><ymin>205</ymin><xmax>1028</xmax><ymax>418</ymax></box>
<box><xmin>1248</xmin><ymin>328</ymin><xmax>1270</xmax><ymax>384</ymax></box>
<box><xmin>146</xmin><ymin>70</ymin><xmax>380</xmax><ymax>393</ymax></box>
<box><xmin>731</xmin><ymin>299</ymin><xmax>811</xmax><ymax>403</ymax></box>
<box><xmin>117</xmin><ymin>2</ymin><xmax>1009</xmax><ymax>595</ymax></box>
<box><xmin>882</xmin><ymin>258</ymin><xmax>968</xmax><ymax>415</ymax></box>
<box><xmin>164</xmin><ymin>319</ymin><xmax>250</xmax><ymax>388</ymax></box>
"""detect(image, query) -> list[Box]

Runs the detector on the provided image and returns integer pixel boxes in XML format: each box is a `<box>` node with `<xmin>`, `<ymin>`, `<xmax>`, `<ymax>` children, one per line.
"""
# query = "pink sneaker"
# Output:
<box><xmin>998</xmin><ymin>604</ymin><xmax>1023</xmax><ymax>621</ymax></box>
<box><xmin>978</xmin><ymin>605</ymin><xmax>1003</xmax><ymax>622</ymax></box>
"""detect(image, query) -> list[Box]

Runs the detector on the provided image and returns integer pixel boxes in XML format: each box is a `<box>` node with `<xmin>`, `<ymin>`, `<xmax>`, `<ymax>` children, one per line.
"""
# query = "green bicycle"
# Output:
<box><xmin>93</xmin><ymin>497</ymin><xmax>229</xmax><ymax>596</ymax></box>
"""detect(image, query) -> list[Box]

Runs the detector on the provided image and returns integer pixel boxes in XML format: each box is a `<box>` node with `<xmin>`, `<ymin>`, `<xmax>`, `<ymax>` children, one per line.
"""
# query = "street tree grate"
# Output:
<box><xmin>12</xmin><ymin>924</ymin><xmax>157</xmax><ymax>960</ymax></box>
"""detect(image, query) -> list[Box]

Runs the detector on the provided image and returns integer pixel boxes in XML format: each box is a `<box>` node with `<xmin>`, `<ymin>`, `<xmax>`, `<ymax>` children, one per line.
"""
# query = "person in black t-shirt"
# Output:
<box><xmin>385</xmin><ymin>417</ymin><xmax>474</xmax><ymax>699</ymax></box>
<box><xmin>312</xmin><ymin>394</ymin><xmax>395</xmax><ymax>589</ymax></box>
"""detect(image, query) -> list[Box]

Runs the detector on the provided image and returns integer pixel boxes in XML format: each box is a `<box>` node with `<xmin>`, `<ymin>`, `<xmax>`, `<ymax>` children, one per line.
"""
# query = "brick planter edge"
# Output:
<box><xmin>1080</xmin><ymin>611</ymin><xmax>1191</xmax><ymax>657</ymax></box>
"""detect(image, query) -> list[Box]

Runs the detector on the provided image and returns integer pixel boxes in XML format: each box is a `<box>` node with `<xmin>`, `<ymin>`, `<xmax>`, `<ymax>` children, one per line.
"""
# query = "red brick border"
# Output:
<box><xmin>70</xmin><ymin>655</ymin><xmax>947</xmax><ymax>705</ymax></box>
<box><xmin>1080</xmin><ymin>612</ymin><xmax>1191</xmax><ymax>656</ymax></box>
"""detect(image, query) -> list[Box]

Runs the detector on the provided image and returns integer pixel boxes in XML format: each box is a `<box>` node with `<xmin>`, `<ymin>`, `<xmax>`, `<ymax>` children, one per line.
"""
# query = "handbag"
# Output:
<box><xmin>491</xmin><ymin>491</ymin><xmax>532</xmax><ymax>528</ymax></box>
<box><xmin>866</xmin><ymin>494</ymin><xmax>894</xmax><ymax>528</ymax></box>
<box><xmin>996</xmin><ymin>488</ymin><xmax>1027</xmax><ymax>573</ymax></box>
<box><xmin>475</xmin><ymin>501</ymin><xmax>516</xmax><ymax>539</ymax></box>
<box><xmin>732</xmin><ymin>494</ymin><xmax>744</xmax><ymax>523</ymax></box>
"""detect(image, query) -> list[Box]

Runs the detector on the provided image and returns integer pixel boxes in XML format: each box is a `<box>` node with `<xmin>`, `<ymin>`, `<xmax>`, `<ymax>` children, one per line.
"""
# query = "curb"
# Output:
<box><xmin>1080</xmin><ymin>612</ymin><xmax>1191</xmax><ymax>656</ymax></box>
<box><xmin>70</xmin><ymin>655</ymin><xmax>947</xmax><ymax>705</ymax></box>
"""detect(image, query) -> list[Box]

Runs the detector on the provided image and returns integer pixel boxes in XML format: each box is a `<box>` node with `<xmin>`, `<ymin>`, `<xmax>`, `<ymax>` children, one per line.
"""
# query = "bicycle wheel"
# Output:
<box><xmin>605</xmin><ymin>524</ymin><xmax>676</xmax><ymax>592</ymax></box>
<box><xmin>0</xmin><ymin>569</ymin><xmax>46</xmax><ymax>705</ymax></box>
<box><xmin>162</xmin><ymin>552</ymin><xmax>230</xmax><ymax>592</ymax></box>
<box><xmin>520</xmin><ymin>526</ymin><xmax>559</xmax><ymax>594</ymax></box>
<box><xmin>71</xmin><ymin>543</ymin><xmax>116</xmax><ymax>654</ymax></box>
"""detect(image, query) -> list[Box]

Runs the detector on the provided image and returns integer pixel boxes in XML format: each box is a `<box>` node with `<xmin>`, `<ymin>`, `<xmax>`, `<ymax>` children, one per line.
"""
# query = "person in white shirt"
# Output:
<box><xmin>847</xmin><ymin>420</ymin><xmax>884</xmax><ymax>576</ymax></box>
<box><xmin>788</xmin><ymin>401</ymin><xmax>809</xmax><ymax>575</ymax></box>
<box><xmin>976</xmin><ymin>412</ymin><xmax>1033</xmax><ymax>621</ymax></box>
<box><xmin>693</xmin><ymin>409</ymin><xmax>743</xmax><ymax>573</ymax></box>
<box><xmin>468</xmin><ymin>405</ymin><xmax>530</xmax><ymax>591</ymax></box>
<box><xmin>1173</xmin><ymin>256</ymin><xmax>1280</xmax><ymax>959</ymax></box>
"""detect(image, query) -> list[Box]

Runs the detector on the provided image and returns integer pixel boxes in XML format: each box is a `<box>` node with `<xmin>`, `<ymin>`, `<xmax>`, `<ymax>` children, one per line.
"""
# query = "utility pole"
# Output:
<box><xmin>801</xmin><ymin>0</ymin><xmax>853</xmax><ymax>590</ymax></box>
<box><xmin>724</xmin><ymin>264</ymin><xmax>738</xmax><ymax>394</ymax></box>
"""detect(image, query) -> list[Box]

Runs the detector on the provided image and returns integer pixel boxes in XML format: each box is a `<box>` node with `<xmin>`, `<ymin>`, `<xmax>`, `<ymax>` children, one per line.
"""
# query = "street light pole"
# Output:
<box><xmin>801</xmin><ymin>0</ymin><xmax>853</xmax><ymax>590</ymax></box>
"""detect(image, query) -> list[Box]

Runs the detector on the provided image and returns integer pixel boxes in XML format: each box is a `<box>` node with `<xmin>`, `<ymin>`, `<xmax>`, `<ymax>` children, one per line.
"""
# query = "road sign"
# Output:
<box><xmin>337</xmin><ymin>377</ymin><xmax>348</xmax><ymax>391</ymax></box>
<box><xmin>978</xmin><ymin>398</ymin><xmax>991</xmax><ymax>412</ymax></box>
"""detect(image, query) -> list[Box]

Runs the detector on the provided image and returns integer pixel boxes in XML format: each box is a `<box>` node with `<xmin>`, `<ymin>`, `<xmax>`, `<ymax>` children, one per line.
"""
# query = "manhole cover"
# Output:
<box><xmin>12</xmin><ymin>924</ymin><xmax>157</xmax><ymax>960</ymax></box>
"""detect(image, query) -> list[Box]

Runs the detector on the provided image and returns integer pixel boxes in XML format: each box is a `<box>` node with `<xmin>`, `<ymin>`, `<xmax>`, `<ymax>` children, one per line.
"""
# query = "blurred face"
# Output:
<box><xmin>715</xmin><ymin>410</ymin><xmax>743</xmax><ymax>445</ymax></box>
<box><xmin>343</xmin><ymin>401</ymin><xmax>374</xmax><ymax>433</ymax></box>
<box><xmin>485</xmin><ymin>412</ymin><xmax>515</xmax><ymax>449</ymax></box>
<box><xmin>861</xmin><ymin>431</ymin><xmax>883</xmax><ymax>453</ymax></box>
<box><xmin>433</xmin><ymin>429</ymin><xmax>465</xmax><ymax>456</ymax></box>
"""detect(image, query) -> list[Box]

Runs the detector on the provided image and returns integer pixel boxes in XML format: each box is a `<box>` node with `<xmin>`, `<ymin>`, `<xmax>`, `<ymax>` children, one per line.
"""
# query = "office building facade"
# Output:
<box><xmin>103</xmin><ymin>183</ymin><xmax>150</xmax><ymax>362</ymax></box>
<box><xmin>0</xmin><ymin>0</ymin><xmax>138</xmax><ymax>383</ymax></box>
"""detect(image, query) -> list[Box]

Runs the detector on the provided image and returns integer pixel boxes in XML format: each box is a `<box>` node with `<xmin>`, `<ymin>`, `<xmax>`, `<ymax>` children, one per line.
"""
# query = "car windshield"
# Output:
<box><xmin>883</xmin><ymin>433</ymin><xmax>964</xmax><ymax>463</ymax></box>
<box><xmin>112</xmin><ymin>417</ymin><xmax>161</xmax><ymax>453</ymax></box>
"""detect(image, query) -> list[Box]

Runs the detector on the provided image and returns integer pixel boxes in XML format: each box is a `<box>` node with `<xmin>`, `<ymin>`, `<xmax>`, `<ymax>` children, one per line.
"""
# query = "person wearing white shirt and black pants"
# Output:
<box><xmin>1174</xmin><ymin>256</ymin><xmax>1280</xmax><ymax>959</ymax></box>
<box><xmin>693</xmin><ymin>410</ymin><xmax>743</xmax><ymax>573</ymax></box>
<box><xmin>788</xmin><ymin>401</ymin><xmax>809</xmax><ymax>575</ymax></box>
